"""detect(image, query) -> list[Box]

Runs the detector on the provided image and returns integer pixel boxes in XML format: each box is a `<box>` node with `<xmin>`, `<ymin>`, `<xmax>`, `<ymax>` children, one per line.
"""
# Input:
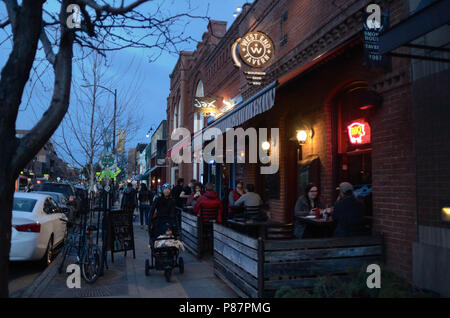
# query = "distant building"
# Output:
<box><xmin>127</xmin><ymin>147</ymin><xmax>136</xmax><ymax>180</ymax></box>
<box><xmin>16</xmin><ymin>130</ymin><xmax>73</xmax><ymax>181</ymax></box>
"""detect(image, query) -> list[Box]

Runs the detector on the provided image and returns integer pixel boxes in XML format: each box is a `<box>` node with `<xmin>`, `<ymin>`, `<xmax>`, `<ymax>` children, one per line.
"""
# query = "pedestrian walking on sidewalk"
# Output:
<box><xmin>121</xmin><ymin>182</ymin><xmax>137</xmax><ymax>218</ymax></box>
<box><xmin>138</xmin><ymin>183</ymin><xmax>154</xmax><ymax>230</ymax></box>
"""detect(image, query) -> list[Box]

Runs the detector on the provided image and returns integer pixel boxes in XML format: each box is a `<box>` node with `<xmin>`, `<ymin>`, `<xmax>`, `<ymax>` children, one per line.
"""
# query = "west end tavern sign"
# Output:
<box><xmin>238</xmin><ymin>32</ymin><xmax>274</xmax><ymax>68</ymax></box>
<box><xmin>232</xmin><ymin>31</ymin><xmax>275</xmax><ymax>85</ymax></box>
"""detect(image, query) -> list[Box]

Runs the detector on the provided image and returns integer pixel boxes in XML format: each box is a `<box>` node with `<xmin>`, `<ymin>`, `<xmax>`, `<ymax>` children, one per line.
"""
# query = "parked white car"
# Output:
<box><xmin>10</xmin><ymin>192</ymin><xmax>68</xmax><ymax>266</ymax></box>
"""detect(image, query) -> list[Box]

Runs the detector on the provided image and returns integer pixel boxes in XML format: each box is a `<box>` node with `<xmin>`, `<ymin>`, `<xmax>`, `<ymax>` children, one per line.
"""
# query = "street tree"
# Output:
<box><xmin>53</xmin><ymin>52</ymin><xmax>142</xmax><ymax>192</ymax></box>
<box><xmin>0</xmin><ymin>0</ymin><xmax>208</xmax><ymax>297</ymax></box>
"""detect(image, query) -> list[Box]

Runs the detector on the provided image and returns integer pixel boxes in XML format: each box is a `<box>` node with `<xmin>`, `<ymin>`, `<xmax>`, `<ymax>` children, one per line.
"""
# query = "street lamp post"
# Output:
<box><xmin>82</xmin><ymin>83</ymin><xmax>118</xmax><ymax>205</ymax></box>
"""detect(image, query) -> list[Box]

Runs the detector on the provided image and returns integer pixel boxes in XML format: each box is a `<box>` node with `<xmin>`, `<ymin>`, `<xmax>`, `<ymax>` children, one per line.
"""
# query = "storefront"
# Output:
<box><xmin>167</xmin><ymin>0</ymin><xmax>449</xmax><ymax>295</ymax></box>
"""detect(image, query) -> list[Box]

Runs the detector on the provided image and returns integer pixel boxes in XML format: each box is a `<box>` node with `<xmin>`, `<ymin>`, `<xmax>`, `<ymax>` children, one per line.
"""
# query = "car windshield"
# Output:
<box><xmin>13</xmin><ymin>198</ymin><xmax>37</xmax><ymax>212</ymax></box>
<box><xmin>34</xmin><ymin>184</ymin><xmax>72</xmax><ymax>198</ymax></box>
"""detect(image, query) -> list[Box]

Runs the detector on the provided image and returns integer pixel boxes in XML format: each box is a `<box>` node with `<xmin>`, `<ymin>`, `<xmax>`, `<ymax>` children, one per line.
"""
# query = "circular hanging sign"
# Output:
<box><xmin>238</xmin><ymin>32</ymin><xmax>274</xmax><ymax>68</ymax></box>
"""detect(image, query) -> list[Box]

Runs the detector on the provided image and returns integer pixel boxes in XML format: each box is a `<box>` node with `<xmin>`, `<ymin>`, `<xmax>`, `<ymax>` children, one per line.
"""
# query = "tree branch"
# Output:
<box><xmin>80</xmin><ymin>0</ymin><xmax>148</xmax><ymax>15</ymax></box>
<box><xmin>39</xmin><ymin>29</ymin><xmax>56</xmax><ymax>65</ymax></box>
<box><xmin>14</xmin><ymin>0</ymin><xmax>74</xmax><ymax>172</ymax></box>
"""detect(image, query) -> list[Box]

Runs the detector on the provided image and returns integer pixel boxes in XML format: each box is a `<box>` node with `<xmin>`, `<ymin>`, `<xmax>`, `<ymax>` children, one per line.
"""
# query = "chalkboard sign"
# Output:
<box><xmin>109</xmin><ymin>210</ymin><xmax>135</xmax><ymax>255</ymax></box>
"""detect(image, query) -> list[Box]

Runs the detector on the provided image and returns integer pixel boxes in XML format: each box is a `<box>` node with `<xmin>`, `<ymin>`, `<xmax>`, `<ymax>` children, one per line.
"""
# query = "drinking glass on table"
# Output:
<box><xmin>323</xmin><ymin>205</ymin><xmax>332</xmax><ymax>220</ymax></box>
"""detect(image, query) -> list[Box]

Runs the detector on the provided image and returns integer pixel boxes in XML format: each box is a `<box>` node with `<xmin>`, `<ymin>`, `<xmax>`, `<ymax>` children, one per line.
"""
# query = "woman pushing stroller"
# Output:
<box><xmin>145</xmin><ymin>184</ymin><xmax>184</xmax><ymax>281</ymax></box>
<box><xmin>148</xmin><ymin>183</ymin><xmax>180</xmax><ymax>241</ymax></box>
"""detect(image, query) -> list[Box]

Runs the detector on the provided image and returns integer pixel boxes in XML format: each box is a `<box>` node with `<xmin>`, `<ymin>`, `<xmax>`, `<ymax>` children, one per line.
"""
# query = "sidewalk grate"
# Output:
<box><xmin>73</xmin><ymin>286</ymin><xmax>114</xmax><ymax>298</ymax></box>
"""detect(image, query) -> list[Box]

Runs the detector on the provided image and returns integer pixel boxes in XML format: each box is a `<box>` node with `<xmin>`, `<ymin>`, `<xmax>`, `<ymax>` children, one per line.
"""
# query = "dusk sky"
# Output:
<box><xmin>2</xmin><ymin>0</ymin><xmax>252</xmax><ymax>167</ymax></box>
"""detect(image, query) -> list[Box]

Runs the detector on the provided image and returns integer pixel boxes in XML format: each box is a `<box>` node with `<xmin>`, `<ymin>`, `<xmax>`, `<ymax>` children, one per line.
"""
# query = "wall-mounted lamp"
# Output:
<box><xmin>261</xmin><ymin>141</ymin><xmax>271</xmax><ymax>151</ymax></box>
<box><xmin>442</xmin><ymin>206</ymin><xmax>450</xmax><ymax>222</ymax></box>
<box><xmin>157</xmin><ymin>178</ymin><xmax>161</xmax><ymax>183</ymax></box>
<box><xmin>296</xmin><ymin>128</ymin><xmax>314</xmax><ymax>145</ymax></box>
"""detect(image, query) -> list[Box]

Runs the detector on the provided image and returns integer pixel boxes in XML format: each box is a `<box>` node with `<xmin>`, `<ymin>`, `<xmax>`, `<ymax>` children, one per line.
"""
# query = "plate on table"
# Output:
<box><xmin>305</xmin><ymin>215</ymin><xmax>316</xmax><ymax>219</ymax></box>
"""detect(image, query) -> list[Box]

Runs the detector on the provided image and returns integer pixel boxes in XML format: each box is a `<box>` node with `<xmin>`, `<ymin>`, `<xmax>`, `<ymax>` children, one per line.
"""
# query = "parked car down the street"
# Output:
<box><xmin>33</xmin><ymin>191</ymin><xmax>74</xmax><ymax>221</ymax></box>
<box><xmin>10</xmin><ymin>192</ymin><xmax>68</xmax><ymax>266</ymax></box>
<box><xmin>33</xmin><ymin>182</ymin><xmax>81</xmax><ymax>218</ymax></box>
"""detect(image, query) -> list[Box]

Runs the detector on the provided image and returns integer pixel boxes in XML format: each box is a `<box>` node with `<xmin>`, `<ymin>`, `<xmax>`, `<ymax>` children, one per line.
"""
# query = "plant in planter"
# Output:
<box><xmin>275</xmin><ymin>266</ymin><xmax>436</xmax><ymax>298</ymax></box>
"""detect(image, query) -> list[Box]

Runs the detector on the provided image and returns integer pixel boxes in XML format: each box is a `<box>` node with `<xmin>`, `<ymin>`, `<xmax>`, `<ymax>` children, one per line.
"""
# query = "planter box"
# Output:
<box><xmin>213</xmin><ymin>223</ymin><xmax>384</xmax><ymax>298</ymax></box>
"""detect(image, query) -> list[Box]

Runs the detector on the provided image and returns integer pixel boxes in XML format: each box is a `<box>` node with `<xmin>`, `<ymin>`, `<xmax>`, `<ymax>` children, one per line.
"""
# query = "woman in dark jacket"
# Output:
<box><xmin>121</xmin><ymin>182</ymin><xmax>137</xmax><ymax>215</ymax></box>
<box><xmin>293</xmin><ymin>183</ymin><xmax>325</xmax><ymax>238</ymax></box>
<box><xmin>149</xmin><ymin>184</ymin><xmax>177</xmax><ymax>238</ymax></box>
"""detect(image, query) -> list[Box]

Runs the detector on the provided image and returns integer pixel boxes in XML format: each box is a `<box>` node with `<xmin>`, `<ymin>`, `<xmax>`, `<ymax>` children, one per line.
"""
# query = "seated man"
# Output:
<box><xmin>193</xmin><ymin>183</ymin><xmax>222</xmax><ymax>223</ymax></box>
<box><xmin>332</xmin><ymin>182</ymin><xmax>366</xmax><ymax>237</ymax></box>
<box><xmin>234</xmin><ymin>184</ymin><xmax>263</xmax><ymax>207</ymax></box>
<box><xmin>233</xmin><ymin>184</ymin><xmax>266</xmax><ymax>220</ymax></box>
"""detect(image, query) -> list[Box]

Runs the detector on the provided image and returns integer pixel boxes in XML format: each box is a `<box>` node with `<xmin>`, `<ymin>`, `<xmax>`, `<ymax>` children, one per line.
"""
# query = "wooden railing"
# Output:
<box><xmin>181</xmin><ymin>211</ymin><xmax>202</xmax><ymax>258</ymax></box>
<box><xmin>213</xmin><ymin>223</ymin><xmax>384</xmax><ymax>298</ymax></box>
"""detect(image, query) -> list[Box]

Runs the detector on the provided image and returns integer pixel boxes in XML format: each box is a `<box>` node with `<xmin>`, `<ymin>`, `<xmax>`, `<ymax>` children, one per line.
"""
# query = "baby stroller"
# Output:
<box><xmin>144</xmin><ymin>217</ymin><xmax>184</xmax><ymax>282</ymax></box>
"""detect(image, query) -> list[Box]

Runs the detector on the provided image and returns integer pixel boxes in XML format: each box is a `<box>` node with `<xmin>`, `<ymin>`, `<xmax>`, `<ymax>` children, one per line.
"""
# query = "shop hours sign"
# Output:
<box><xmin>363</xmin><ymin>4</ymin><xmax>391</xmax><ymax>69</ymax></box>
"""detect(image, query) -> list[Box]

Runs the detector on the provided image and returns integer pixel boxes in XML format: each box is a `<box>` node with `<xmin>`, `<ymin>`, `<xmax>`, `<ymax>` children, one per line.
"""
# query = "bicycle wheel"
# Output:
<box><xmin>81</xmin><ymin>245</ymin><xmax>101</xmax><ymax>284</ymax></box>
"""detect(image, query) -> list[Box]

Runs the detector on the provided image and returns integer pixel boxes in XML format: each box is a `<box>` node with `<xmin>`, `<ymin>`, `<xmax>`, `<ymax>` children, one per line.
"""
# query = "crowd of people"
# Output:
<box><xmin>117</xmin><ymin>177</ymin><xmax>368</xmax><ymax>241</ymax></box>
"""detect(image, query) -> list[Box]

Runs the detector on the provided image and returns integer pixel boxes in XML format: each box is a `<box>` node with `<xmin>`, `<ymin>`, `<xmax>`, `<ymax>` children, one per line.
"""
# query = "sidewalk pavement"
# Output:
<box><xmin>24</xmin><ymin>219</ymin><xmax>237</xmax><ymax>298</ymax></box>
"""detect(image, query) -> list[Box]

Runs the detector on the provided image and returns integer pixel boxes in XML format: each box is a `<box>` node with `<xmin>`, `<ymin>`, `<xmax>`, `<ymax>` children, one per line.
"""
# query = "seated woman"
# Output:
<box><xmin>154</xmin><ymin>223</ymin><xmax>185</xmax><ymax>252</ymax></box>
<box><xmin>293</xmin><ymin>183</ymin><xmax>325</xmax><ymax>238</ymax></box>
<box><xmin>186</xmin><ymin>182</ymin><xmax>203</xmax><ymax>208</ymax></box>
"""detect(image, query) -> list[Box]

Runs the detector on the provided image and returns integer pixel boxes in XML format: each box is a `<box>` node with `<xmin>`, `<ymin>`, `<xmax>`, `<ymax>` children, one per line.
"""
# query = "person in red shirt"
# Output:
<box><xmin>228</xmin><ymin>181</ymin><xmax>246</xmax><ymax>215</ymax></box>
<box><xmin>194</xmin><ymin>183</ymin><xmax>222</xmax><ymax>223</ymax></box>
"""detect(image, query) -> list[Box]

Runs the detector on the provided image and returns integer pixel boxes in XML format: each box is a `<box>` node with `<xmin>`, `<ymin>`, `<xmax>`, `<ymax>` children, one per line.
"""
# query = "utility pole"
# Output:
<box><xmin>113</xmin><ymin>89</ymin><xmax>117</xmax><ymax>156</ymax></box>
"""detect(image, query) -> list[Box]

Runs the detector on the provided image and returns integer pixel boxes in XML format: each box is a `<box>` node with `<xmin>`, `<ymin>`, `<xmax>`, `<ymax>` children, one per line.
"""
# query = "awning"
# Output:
<box><xmin>136</xmin><ymin>168</ymin><xmax>152</xmax><ymax>180</ymax></box>
<box><xmin>207</xmin><ymin>80</ymin><xmax>277</xmax><ymax>133</ymax></box>
<box><xmin>379</xmin><ymin>0</ymin><xmax>450</xmax><ymax>62</ymax></box>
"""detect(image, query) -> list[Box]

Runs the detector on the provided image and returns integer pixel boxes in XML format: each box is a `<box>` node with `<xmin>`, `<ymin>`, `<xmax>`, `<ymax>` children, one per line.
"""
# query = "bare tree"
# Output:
<box><xmin>53</xmin><ymin>52</ymin><xmax>143</xmax><ymax>191</ymax></box>
<box><xmin>0</xmin><ymin>0</ymin><xmax>209</xmax><ymax>297</ymax></box>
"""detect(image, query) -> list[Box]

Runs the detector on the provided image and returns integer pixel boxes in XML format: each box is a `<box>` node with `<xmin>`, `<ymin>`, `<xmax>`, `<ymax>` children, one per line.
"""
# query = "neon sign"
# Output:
<box><xmin>347</xmin><ymin>120</ymin><xmax>371</xmax><ymax>144</ymax></box>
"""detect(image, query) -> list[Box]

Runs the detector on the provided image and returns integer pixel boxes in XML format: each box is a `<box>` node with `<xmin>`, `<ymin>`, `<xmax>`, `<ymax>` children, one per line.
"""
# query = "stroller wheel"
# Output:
<box><xmin>145</xmin><ymin>259</ymin><xmax>150</xmax><ymax>276</ymax></box>
<box><xmin>178</xmin><ymin>257</ymin><xmax>184</xmax><ymax>274</ymax></box>
<box><xmin>164</xmin><ymin>269</ymin><xmax>171</xmax><ymax>282</ymax></box>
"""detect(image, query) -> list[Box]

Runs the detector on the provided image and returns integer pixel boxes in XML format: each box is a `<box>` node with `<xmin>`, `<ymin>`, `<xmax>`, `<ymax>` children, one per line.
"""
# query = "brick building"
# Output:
<box><xmin>165</xmin><ymin>0</ymin><xmax>450</xmax><ymax>295</ymax></box>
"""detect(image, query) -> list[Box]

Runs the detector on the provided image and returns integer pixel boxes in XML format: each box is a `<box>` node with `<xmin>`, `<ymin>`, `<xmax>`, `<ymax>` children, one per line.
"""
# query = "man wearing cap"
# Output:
<box><xmin>332</xmin><ymin>182</ymin><xmax>367</xmax><ymax>237</ymax></box>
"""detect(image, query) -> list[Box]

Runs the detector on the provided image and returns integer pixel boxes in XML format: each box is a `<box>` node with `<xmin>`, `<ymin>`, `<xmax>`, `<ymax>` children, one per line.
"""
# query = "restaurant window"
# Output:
<box><xmin>333</xmin><ymin>83</ymin><xmax>374</xmax><ymax>216</ymax></box>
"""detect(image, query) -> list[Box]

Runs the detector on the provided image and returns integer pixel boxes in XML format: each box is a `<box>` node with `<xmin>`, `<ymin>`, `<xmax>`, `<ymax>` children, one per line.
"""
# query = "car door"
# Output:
<box><xmin>40</xmin><ymin>198</ymin><xmax>55</xmax><ymax>246</ymax></box>
<box><xmin>47</xmin><ymin>197</ymin><xmax>66</xmax><ymax>245</ymax></box>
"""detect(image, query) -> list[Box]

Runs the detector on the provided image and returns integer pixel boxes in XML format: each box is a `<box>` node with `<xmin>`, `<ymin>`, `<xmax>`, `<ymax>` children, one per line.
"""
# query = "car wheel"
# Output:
<box><xmin>41</xmin><ymin>236</ymin><xmax>54</xmax><ymax>268</ymax></box>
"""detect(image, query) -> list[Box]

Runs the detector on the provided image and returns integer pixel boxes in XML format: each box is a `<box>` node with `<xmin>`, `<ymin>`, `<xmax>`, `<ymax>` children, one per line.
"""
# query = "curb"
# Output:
<box><xmin>19</xmin><ymin>253</ymin><xmax>62</xmax><ymax>298</ymax></box>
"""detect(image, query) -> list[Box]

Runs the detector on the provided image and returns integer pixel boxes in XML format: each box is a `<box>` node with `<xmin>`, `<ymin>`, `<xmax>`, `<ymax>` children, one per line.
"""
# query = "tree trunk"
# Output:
<box><xmin>0</xmin><ymin>142</ymin><xmax>17</xmax><ymax>297</ymax></box>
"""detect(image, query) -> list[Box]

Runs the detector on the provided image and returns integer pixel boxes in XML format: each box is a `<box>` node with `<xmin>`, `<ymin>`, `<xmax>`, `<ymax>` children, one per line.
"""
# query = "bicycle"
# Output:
<box><xmin>58</xmin><ymin>218</ymin><xmax>102</xmax><ymax>284</ymax></box>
